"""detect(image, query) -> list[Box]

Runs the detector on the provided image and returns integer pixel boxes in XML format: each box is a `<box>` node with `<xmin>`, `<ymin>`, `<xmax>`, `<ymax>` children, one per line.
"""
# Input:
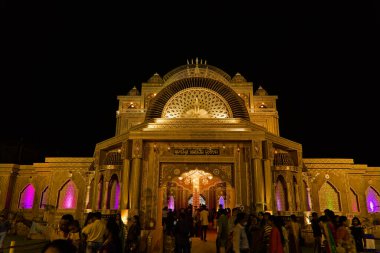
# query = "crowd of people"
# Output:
<box><xmin>311</xmin><ymin>209</ymin><xmax>367</xmax><ymax>253</ymax></box>
<box><xmin>163</xmin><ymin>205</ymin><xmax>370</xmax><ymax>253</ymax></box>
<box><xmin>0</xmin><ymin>211</ymin><xmax>141</xmax><ymax>253</ymax></box>
<box><xmin>39</xmin><ymin>211</ymin><xmax>142</xmax><ymax>253</ymax></box>
<box><xmin>0</xmin><ymin>206</ymin><xmax>373</xmax><ymax>253</ymax></box>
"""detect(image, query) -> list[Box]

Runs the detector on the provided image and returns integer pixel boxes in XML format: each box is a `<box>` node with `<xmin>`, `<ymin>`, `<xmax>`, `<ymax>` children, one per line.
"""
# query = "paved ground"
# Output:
<box><xmin>2</xmin><ymin>234</ymin><xmax>47</xmax><ymax>253</ymax></box>
<box><xmin>2</xmin><ymin>231</ymin><xmax>380</xmax><ymax>253</ymax></box>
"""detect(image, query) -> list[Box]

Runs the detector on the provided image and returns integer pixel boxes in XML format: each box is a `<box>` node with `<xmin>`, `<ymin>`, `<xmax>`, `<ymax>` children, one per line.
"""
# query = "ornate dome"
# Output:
<box><xmin>147</xmin><ymin>73</ymin><xmax>163</xmax><ymax>83</ymax></box>
<box><xmin>145</xmin><ymin>77</ymin><xmax>250</xmax><ymax>121</ymax></box>
<box><xmin>254</xmin><ymin>86</ymin><xmax>268</xmax><ymax>96</ymax></box>
<box><xmin>231</xmin><ymin>72</ymin><xmax>247</xmax><ymax>83</ymax></box>
<box><xmin>162</xmin><ymin>59</ymin><xmax>231</xmax><ymax>86</ymax></box>
<box><xmin>127</xmin><ymin>86</ymin><xmax>140</xmax><ymax>96</ymax></box>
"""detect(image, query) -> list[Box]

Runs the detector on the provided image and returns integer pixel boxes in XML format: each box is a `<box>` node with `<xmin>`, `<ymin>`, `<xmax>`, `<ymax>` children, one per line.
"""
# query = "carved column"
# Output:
<box><xmin>162</xmin><ymin>184</ymin><xmax>167</xmax><ymax>208</ymax></box>
<box><xmin>129</xmin><ymin>139</ymin><xmax>143</xmax><ymax>216</ymax></box>
<box><xmin>120</xmin><ymin>142</ymin><xmax>131</xmax><ymax>210</ymax></box>
<box><xmin>252</xmin><ymin>141</ymin><xmax>265</xmax><ymax>212</ymax></box>
<box><xmin>263</xmin><ymin>141</ymin><xmax>274</xmax><ymax>211</ymax></box>
<box><xmin>263</xmin><ymin>159</ymin><xmax>272</xmax><ymax>211</ymax></box>
<box><xmin>287</xmin><ymin>182</ymin><xmax>293</xmax><ymax>211</ymax></box>
<box><xmin>295</xmin><ymin>182</ymin><xmax>301</xmax><ymax>211</ymax></box>
<box><xmin>306</xmin><ymin>187</ymin><xmax>312</xmax><ymax>210</ymax></box>
<box><xmin>235</xmin><ymin>146</ymin><xmax>242</xmax><ymax>206</ymax></box>
<box><xmin>102</xmin><ymin>181</ymin><xmax>109</xmax><ymax>210</ymax></box>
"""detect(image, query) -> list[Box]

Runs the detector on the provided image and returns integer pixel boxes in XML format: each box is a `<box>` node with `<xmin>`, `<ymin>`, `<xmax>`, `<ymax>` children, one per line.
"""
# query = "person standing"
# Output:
<box><xmin>81</xmin><ymin>212</ymin><xmax>106</xmax><ymax>253</ymax></box>
<box><xmin>126</xmin><ymin>215</ymin><xmax>141</xmax><ymax>253</ymax></box>
<box><xmin>336</xmin><ymin>216</ymin><xmax>356</xmax><ymax>253</ymax></box>
<box><xmin>0</xmin><ymin>215</ymin><xmax>10</xmax><ymax>250</ymax></box>
<box><xmin>216</xmin><ymin>208</ymin><xmax>229</xmax><ymax>253</ymax></box>
<box><xmin>99</xmin><ymin>217</ymin><xmax>121</xmax><ymax>253</ymax></box>
<box><xmin>232</xmin><ymin>212</ymin><xmax>250</xmax><ymax>253</ymax></box>
<box><xmin>286</xmin><ymin>214</ymin><xmax>302</xmax><ymax>253</ymax></box>
<box><xmin>311</xmin><ymin>212</ymin><xmax>322</xmax><ymax>253</ymax></box>
<box><xmin>174</xmin><ymin>212</ymin><xmax>191</xmax><ymax>253</ymax></box>
<box><xmin>350</xmin><ymin>217</ymin><xmax>365</xmax><ymax>253</ymax></box>
<box><xmin>269</xmin><ymin>215</ymin><xmax>284</xmax><ymax>253</ymax></box>
<box><xmin>115</xmin><ymin>213</ymin><xmax>126</xmax><ymax>253</ymax></box>
<box><xmin>199</xmin><ymin>205</ymin><xmax>209</xmax><ymax>241</ymax></box>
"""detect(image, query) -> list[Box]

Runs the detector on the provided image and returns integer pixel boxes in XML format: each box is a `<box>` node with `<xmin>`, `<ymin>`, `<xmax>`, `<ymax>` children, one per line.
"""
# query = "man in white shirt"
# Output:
<box><xmin>199</xmin><ymin>205</ymin><xmax>209</xmax><ymax>241</ymax></box>
<box><xmin>82</xmin><ymin>212</ymin><xmax>106</xmax><ymax>253</ymax></box>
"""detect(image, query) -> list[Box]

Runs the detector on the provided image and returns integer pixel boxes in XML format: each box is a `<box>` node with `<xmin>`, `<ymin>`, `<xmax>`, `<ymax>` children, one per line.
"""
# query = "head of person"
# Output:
<box><xmin>263</xmin><ymin>212</ymin><xmax>271</xmax><ymax>221</ymax></box>
<box><xmin>41</xmin><ymin>239</ymin><xmax>77</xmax><ymax>253</ymax></box>
<box><xmin>69</xmin><ymin>220</ymin><xmax>80</xmax><ymax>233</ymax></box>
<box><xmin>85</xmin><ymin>212</ymin><xmax>95</xmax><ymax>225</ymax></box>
<box><xmin>351</xmin><ymin>217</ymin><xmax>361</xmax><ymax>226</ymax></box>
<box><xmin>115</xmin><ymin>213</ymin><xmax>122</xmax><ymax>223</ymax></box>
<box><xmin>132</xmin><ymin>215</ymin><xmax>140</xmax><ymax>227</ymax></box>
<box><xmin>312</xmin><ymin>212</ymin><xmax>318</xmax><ymax>220</ymax></box>
<box><xmin>339</xmin><ymin>216</ymin><xmax>348</xmax><ymax>227</ymax></box>
<box><xmin>59</xmin><ymin>214</ymin><xmax>74</xmax><ymax>234</ymax></box>
<box><xmin>105</xmin><ymin>217</ymin><xmax>120</xmax><ymax>239</ymax></box>
<box><xmin>235</xmin><ymin>212</ymin><xmax>247</xmax><ymax>226</ymax></box>
<box><xmin>290</xmin><ymin>214</ymin><xmax>297</xmax><ymax>222</ymax></box>
<box><xmin>94</xmin><ymin>212</ymin><xmax>102</xmax><ymax>221</ymax></box>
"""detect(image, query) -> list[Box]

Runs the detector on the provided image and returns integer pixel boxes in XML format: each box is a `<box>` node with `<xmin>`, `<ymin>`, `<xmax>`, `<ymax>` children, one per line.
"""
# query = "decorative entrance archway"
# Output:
<box><xmin>159</xmin><ymin>163</ymin><xmax>234</xmax><ymax>214</ymax></box>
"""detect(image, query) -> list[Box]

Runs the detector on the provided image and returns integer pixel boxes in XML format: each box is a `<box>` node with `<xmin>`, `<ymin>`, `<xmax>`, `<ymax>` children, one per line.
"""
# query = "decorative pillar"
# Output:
<box><xmin>252</xmin><ymin>140</ymin><xmax>264</xmax><ymax>212</ymax></box>
<box><xmin>102</xmin><ymin>181</ymin><xmax>109</xmax><ymax>210</ymax></box>
<box><xmin>263</xmin><ymin>159</ymin><xmax>273</xmax><ymax>211</ymax></box>
<box><xmin>120</xmin><ymin>141</ymin><xmax>131</xmax><ymax>210</ymax></box>
<box><xmin>287</xmin><ymin>182</ymin><xmax>293</xmax><ymax>211</ymax></box>
<box><xmin>129</xmin><ymin>139</ymin><xmax>143</xmax><ymax>216</ymax></box>
<box><xmin>85</xmin><ymin>185</ymin><xmax>91</xmax><ymax>209</ymax></box>
<box><xmin>252</xmin><ymin>158</ymin><xmax>265</xmax><ymax>212</ymax></box>
<box><xmin>235</xmin><ymin>146</ymin><xmax>242</xmax><ymax>206</ymax></box>
<box><xmin>262</xmin><ymin>141</ymin><xmax>274</xmax><ymax>211</ymax></box>
<box><xmin>306</xmin><ymin>187</ymin><xmax>312</xmax><ymax>210</ymax></box>
<box><xmin>162</xmin><ymin>184</ymin><xmax>167</xmax><ymax>208</ymax></box>
<box><xmin>295</xmin><ymin>182</ymin><xmax>301</xmax><ymax>211</ymax></box>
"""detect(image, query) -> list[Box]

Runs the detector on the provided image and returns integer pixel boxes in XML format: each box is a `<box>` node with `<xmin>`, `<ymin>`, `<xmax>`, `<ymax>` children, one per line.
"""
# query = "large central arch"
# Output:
<box><xmin>145</xmin><ymin>77</ymin><xmax>250</xmax><ymax>121</ymax></box>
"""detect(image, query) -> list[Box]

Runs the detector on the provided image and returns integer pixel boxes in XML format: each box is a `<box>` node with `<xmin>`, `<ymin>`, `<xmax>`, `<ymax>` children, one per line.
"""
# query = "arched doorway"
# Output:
<box><xmin>159</xmin><ymin>163</ymin><xmax>234</xmax><ymax>218</ymax></box>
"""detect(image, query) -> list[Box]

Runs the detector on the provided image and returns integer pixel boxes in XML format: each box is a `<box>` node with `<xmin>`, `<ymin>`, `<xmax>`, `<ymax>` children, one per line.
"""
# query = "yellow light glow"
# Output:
<box><xmin>121</xmin><ymin>209</ymin><xmax>129</xmax><ymax>224</ymax></box>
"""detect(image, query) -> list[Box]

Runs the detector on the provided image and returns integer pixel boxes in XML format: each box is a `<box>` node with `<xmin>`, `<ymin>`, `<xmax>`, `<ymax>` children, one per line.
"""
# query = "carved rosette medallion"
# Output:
<box><xmin>162</xmin><ymin>88</ymin><xmax>232</xmax><ymax>118</ymax></box>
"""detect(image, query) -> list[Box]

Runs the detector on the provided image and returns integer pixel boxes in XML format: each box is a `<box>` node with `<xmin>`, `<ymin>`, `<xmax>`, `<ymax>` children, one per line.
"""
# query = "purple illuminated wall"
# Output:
<box><xmin>58</xmin><ymin>180</ymin><xmax>77</xmax><ymax>209</ymax></box>
<box><xmin>219</xmin><ymin>196</ymin><xmax>225</xmax><ymax>209</ymax></box>
<box><xmin>275</xmin><ymin>177</ymin><xmax>287</xmax><ymax>211</ymax></box>
<box><xmin>367</xmin><ymin>187</ymin><xmax>380</xmax><ymax>213</ymax></box>
<box><xmin>19</xmin><ymin>184</ymin><xmax>35</xmax><ymax>209</ymax></box>
<box><xmin>168</xmin><ymin>195</ymin><xmax>175</xmax><ymax>211</ymax></box>
<box><xmin>112</xmin><ymin>181</ymin><xmax>120</xmax><ymax>210</ymax></box>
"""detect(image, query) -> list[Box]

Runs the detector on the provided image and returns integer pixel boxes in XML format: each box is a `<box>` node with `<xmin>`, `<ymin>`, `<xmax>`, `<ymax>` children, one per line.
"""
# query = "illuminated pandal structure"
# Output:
<box><xmin>178</xmin><ymin>168</ymin><xmax>213</xmax><ymax>212</ymax></box>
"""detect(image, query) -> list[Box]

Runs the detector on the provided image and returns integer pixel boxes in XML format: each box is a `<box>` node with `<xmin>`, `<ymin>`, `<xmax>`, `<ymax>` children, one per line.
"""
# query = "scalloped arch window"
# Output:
<box><xmin>19</xmin><ymin>184</ymin><xmax>35</xmax><ymax>209</ymax></box>
<box><xmin>367</xmin><ymin>187</ymin><xmax>380</xmax><ymax>213</ymax></box>
<box><xmin>275</xmin><ymin>176</ymin><xmax>288</xmax><ymax>211</ymax></box>
<box><xmin>319</xmin><ymin>181</ymin><xmax>341</xmax><ymax>212</ymax></box>
<box><xmin>57</xmin><ymin>180</ymin><xmax>77</xmax><ymax>209</ymax></box>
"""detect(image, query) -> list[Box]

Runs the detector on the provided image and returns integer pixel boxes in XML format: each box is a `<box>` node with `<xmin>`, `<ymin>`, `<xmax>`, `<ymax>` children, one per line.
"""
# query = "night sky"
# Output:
<box><xmin>2</xmin><ymin>1</ymin><xmax>379</xmax><ymax>166</ymax></box>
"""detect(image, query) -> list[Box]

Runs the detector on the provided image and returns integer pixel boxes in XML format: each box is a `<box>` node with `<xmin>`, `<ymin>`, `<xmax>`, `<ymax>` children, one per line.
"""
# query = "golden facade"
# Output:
<box><xmin>1</xmin><ymin>59</ymin><xmax>380</xmax><ymax>250</ymax></box>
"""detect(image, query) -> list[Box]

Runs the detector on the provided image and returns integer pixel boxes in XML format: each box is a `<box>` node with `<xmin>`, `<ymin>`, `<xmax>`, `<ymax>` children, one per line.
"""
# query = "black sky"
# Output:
<box><xmin>1</xmin><ymin>1</ymin><xmax>379</xmax><ymax>165</ymax></box>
